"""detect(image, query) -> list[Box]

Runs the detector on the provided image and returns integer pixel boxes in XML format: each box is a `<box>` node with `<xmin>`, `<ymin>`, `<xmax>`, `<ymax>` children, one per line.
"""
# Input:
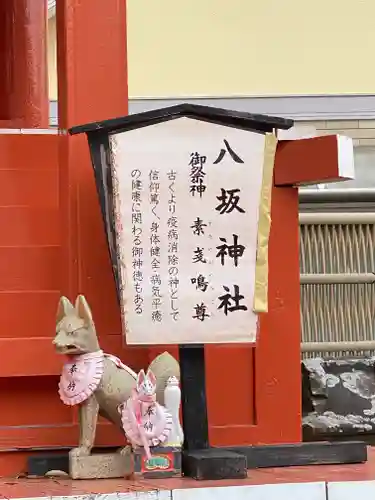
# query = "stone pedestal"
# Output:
<box><xmin>133</xmin><ymin>446</ymin><xmax>181</xmax><ymax>479</ymax></box>
<box><xmin>69</xmin><ymin>450</ymin><xmax>132</xmax><ymax>479</ymax></box>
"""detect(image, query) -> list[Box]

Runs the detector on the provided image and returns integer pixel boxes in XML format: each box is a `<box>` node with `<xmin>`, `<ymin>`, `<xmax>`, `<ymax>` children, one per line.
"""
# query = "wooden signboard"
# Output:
<box><xmin>95</xmin><ymin>114</ymin><xmax>277</xmax><ymax>345</ymax></box>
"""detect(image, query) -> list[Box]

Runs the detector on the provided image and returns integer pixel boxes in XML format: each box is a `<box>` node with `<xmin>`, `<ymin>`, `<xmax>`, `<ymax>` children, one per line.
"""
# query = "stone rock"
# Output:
<box><xmin>69</xmin><ymin>451</ymin><xmax>132</xmax><ymax>479</ymax></box>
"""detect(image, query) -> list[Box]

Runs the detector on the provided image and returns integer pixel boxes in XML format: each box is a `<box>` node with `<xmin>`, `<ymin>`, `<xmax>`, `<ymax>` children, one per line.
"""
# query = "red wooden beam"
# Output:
<box><xmin>275</xmin><ymin>135</ymin><xmax>354</xmax><ymax>186</ymax></box>
<box><xmin>0</xmin><ymin>422</ymin><xmax>123</xmax><ymax>451</ymax></box>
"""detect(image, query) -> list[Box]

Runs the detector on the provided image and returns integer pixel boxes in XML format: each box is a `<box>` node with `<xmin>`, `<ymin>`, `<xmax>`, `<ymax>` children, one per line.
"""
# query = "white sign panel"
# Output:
<box><xmin>110</xmin><ymin>117</ymin><xmax>267</xmax><ymax>345</ymax></box>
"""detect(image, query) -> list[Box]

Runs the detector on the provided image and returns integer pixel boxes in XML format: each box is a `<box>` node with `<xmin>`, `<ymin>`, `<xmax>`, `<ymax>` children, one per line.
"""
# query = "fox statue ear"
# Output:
<box><xmin>56</xmin><ymin>296</ymin><xmax>74</xmax><ymax>323</ymax></box>
<box><xmin>137</xmin><ymin>369</ymin><xmax>146</xmax><ymax>390</ymax></box>
<box><xmin>75</xmin><ymin>295</ymin><xmax>93</xmax><ymax>326</ymax></box>
<box><xmin>146</xmin><ymin>369</ymin><xmax>157</xmax><ymax>387</ymax></box>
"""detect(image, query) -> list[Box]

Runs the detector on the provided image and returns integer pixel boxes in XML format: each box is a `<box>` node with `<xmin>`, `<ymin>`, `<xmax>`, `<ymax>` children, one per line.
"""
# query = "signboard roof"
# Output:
<box><xmin>69</xmin><ymin>103</ymin><xmax>294</xmax><ymax>136</ymax></box>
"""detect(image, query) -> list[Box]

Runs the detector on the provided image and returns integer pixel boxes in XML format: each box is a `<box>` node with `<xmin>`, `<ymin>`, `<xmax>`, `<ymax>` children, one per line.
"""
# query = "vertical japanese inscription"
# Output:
<box><xmin>149</xmin><ymin>169</ymin><xmax>162</xmax><ymax>323</ymax></box>
<box><xmin>112</xmin><ymin>121</ymin><xmax>266</xmax><ymax>344</ymax></box>
<box><xmin>189</xmin><ymin>152</ymin><xmax>207</xmax><ymax>198</ymax></box>
<box><xmin>189</xmin><ymin>150</ymin><xmax>211</xmax><ymax>322</ymax></box>
<box><xmin>213</xmin><ymin>140</ymin><xmax>248</xmax><ymax>315</ymax></box>
<box><xmin>190</xmin><ymin>212</ymin><xmax>211</xmax><ymax>322</ymax></box>
<box><xmin>131</xmin><ymin>169</ymin><xmax>144</xmax><ymax>315</ymax></box>
<box><xmin>168</xmin><ymin>169</ymin><xmax>179</xmax><ymax>321</ymax></box>
<box><xmin>188</xmin><ymin>140</ymin><xmax>249</xmax><ymax>322</ymax></box>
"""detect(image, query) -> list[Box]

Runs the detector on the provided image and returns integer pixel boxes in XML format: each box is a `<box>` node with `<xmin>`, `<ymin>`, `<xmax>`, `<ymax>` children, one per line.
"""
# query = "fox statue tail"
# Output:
<box><xmin>148</xmin><ymin>352</ymin><xmax>180</xmax><ymax>406</ymax></box>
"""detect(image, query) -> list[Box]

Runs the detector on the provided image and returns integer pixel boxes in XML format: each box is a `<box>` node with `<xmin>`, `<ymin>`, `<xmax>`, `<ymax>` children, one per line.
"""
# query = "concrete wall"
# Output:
<box><xmin>47</xmin><ymin>0</ymin><xmax>375</xmax><ymax>100</ymax></box>
<box><xmin>302</xmin><ymin>120</ymin><xmax>375</xmax><ymax>147</ymax></box>
<box><xmin>126</xmin><ymin>0</ymin><xmax>375</xmax><ymax>99</ymax></box>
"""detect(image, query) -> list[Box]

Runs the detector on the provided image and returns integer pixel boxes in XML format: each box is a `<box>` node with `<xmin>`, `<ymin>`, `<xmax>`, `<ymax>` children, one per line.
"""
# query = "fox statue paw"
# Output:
<box><xmin>70</xmin><ymin>446</ymin><xmax>92</xmax><ymax>457</ymax></box>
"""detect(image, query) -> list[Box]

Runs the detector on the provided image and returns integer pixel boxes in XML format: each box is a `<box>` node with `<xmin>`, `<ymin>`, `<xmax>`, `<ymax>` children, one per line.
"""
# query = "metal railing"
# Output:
<box><xmin>298</xmin><ymin>189</ymin><xmax>375</xmax><ymax>357</ymax></box>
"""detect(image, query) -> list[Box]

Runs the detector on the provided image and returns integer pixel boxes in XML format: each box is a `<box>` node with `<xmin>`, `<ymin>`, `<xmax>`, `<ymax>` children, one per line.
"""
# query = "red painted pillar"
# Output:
<box><xmin>56</xmin><ymin>1</ymin><xmax>145</xmax><ymax>370</ymax></box>
<box><xmin>0</xmin><ymin>0</ymin><xmax>49</xmax><ymax>128</ymax></box>
<box><xmin>56</xmin><ymin>0</ymin><xmax>128</xmax><ymax>307</ymax></box>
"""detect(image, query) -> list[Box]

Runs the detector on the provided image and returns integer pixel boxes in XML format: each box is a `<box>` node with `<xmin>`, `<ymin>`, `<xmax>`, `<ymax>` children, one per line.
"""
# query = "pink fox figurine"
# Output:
<box><xmin>119</xmin><ymin>369</ymin><xmax>173</xmax><ymax>459</ymax></box>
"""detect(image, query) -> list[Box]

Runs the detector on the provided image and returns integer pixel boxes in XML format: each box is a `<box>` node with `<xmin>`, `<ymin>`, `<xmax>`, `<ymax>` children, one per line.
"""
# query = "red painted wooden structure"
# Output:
<box><xmin>0</xmin><ymin>0</ymin><xmax>348</xmax><ymax>477</ymax></box>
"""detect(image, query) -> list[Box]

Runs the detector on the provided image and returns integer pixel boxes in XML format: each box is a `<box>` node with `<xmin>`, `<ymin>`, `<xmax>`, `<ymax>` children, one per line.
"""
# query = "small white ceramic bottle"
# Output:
<box><xmin>164</xmin><ymin>376</ymin><xmax>184</xmax><ymax>447</ymax></box>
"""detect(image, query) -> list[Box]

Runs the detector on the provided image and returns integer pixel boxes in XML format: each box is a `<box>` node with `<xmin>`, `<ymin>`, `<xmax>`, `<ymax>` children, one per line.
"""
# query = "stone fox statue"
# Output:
<box><xmin>53</xmin><ymin>295</ymin><xmax>180</xmax><ymax>457</ymax></box>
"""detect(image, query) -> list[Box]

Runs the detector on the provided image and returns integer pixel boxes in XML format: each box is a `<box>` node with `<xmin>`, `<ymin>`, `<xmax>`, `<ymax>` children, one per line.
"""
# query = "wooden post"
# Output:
<box><xmin>0</xmin><ymin>0</ymin><xmax>49</xmax><ymax>128</ymax></box>
<box><xmin>179</xmin><ymin>345</ymin><xmax>209</xmax><ymax>451</ymax></box>
<box><xmin>56</xmin><ymin>0</ymin><xmax>128</xmax><ymax>312</ymax></box>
